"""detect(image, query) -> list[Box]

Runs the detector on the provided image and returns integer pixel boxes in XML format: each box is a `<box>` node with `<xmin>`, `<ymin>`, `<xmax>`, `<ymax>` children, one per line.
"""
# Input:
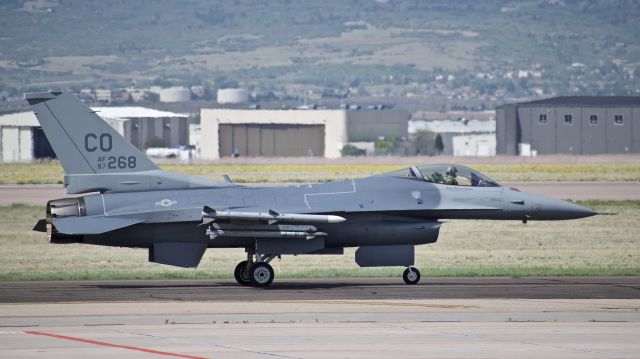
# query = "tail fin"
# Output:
<box><xmin>26</xmin><ymin>92</ymin><xmax>158</xmax><ymax>174</ymax></box>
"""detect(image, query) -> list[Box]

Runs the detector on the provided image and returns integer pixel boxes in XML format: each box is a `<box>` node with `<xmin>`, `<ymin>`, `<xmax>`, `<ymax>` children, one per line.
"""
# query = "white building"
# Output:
<box><xmin>155</xmin><ymin>87</ymin><xmax>191</xmax><ymax>103</ymax></box>
<box><xmin>189</xmin><ymin>124</ymin><xmax>202</xmax><ymax>158</ymax></box>
<box><xmin>409</xmin><ymin>116</ymin><xmax>496</xmax><ymax>156</ymax></box>
<box><xmin>127</xmin><ymin>88</ymin><xmax>148</xmax><ymax>102</ymax></box>
<box><xmin>94</xmin><ymin>89</ymin><xmax>112</xmax><ymax>103</ymax></box>
<box><xmin>0</xmin><ymin>111</ymin><xmax>40</xmax><ymax>162</ymax></box>
<box><xmin>452</xmin><ymin>134</ymin><xmax>496</xmax><ymax>156</ymax></box>
<box><xmin>217</xmin><ymin>88</ymin><xmax>250</xmax><ymax>104</ymax></box>
<box><xmin>0</xmin><ymin>107</ymin><xmax>189</xmax><ymax>163</ymax></box>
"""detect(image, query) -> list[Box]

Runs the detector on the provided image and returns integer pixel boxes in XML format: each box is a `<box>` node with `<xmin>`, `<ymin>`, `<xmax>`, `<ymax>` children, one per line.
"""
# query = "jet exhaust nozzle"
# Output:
<box><xmin>43</xmin><ymin>198</ymin><xmax>86</xmax><ymax>243</ymax></box>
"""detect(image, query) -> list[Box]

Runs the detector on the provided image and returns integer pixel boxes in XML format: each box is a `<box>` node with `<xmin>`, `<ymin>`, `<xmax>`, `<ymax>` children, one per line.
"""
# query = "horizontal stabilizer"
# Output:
<box><xmin>33</xmin><ymin>219</ymin><xmax>47</xmax><ymax>232</ymax></box>
<box><xmin>52</xmin><ymin>216</ymin><xmax>144</xmax><ymax>235</ymax></box>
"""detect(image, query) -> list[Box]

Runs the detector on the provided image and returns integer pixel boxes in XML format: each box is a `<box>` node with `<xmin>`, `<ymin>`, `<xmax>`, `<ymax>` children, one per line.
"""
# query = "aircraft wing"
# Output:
<box><xmin>52</xmin><ymin>216</ymin><xmax>144</xmax><ymax>235</ymax></box>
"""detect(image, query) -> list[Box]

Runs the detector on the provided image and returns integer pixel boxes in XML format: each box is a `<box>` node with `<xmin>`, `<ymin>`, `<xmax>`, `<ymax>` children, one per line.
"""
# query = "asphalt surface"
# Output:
<box><xmin>1</xmin><ymin>277</ymin><xmax>638</xmax><ymax>303</ymax></box>
<box><xmin>1</xmin><ymin>182</ymin><xmax>639</xmax><ymax>206</ymax></box>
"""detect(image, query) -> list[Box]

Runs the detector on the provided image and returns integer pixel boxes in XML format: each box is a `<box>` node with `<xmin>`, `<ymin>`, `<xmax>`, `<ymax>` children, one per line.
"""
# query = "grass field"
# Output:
<box><xmin>0</xmin><ymin>201</ymin><xmax>638</xmax><ymax>281</ymax></box>
<box><xmin>2</xmin><ymin>163</ymin><xmax>640</xmax><ymax>184</ymax></box>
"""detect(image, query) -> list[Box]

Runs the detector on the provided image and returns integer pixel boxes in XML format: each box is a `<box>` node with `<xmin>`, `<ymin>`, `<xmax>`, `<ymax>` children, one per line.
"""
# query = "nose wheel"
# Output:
<box><xmin>403</xmin><ymin>267</ymin><xmax>421</xmax><ymax>285</ymax></box>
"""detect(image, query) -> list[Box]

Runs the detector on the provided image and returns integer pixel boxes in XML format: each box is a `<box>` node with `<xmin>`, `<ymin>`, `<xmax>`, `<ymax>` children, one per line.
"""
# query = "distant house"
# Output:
<box><xmin>94</xmin><ymin>89</ymin><xmax>112</xmax><ymax>103</ymax></box>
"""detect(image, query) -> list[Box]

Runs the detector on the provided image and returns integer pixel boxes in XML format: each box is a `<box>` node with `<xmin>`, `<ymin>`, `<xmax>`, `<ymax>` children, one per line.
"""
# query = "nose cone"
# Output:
<box><xmin>536</xmin><ymin>197</ymin><xmax>597</xmax><ymax>220</ymax></box>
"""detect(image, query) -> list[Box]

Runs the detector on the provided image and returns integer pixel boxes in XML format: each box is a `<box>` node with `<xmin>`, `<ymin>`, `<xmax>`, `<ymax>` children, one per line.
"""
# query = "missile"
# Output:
<box><xmin>206</xmin><ymin>228</ymin><xmax>327</xmax><ymax>240</ymax></box>
<box><xmin>202</xmin><ymin>206</ymin><xmax>346</xmax><ymax>224</ymax></box>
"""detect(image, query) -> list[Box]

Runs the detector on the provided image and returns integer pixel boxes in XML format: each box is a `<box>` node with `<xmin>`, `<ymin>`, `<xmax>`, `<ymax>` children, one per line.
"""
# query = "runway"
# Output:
<box><xmin>1</xmin><ymin>181</ymin><xmax>639</xmax><ymax>205</ymax></box>
<box><xmin>1</xmin><ymin>277</ymin><xmax>639</xmax><ymax>358</ymax></box>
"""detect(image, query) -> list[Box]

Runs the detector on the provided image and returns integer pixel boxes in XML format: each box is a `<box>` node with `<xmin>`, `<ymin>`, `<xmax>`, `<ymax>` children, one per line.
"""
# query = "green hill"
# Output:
<box><xmin>1</xmin><ymin>0</ymin><xmax>639</xmax><ymax>98</ymax></box>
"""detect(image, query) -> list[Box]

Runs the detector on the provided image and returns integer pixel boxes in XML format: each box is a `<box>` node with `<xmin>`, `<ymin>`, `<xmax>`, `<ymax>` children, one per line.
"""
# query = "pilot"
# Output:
<box><xmin>429</xmin><ymin>172</ymin><xmax>444</xmax><ymax>184</ymax></box>
<box><xmin>444</xmin><ymin>166</ymin><xmax>458</xmax><ymax>185</ymax></box>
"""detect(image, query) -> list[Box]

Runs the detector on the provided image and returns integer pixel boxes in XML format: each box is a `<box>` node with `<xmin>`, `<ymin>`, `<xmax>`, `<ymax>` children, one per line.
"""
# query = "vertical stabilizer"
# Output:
<box><xmin>26</xmin><ymin>92</ymin><xmax>159</xmax><ymax>174</ymax></box>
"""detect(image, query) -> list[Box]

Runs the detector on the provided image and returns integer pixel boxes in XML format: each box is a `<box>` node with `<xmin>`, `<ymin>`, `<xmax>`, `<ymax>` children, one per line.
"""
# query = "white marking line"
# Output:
<box><xmin>303</xmin><ymin>179</ymin><xmax>357</xmax><ymax>208</ymax></box>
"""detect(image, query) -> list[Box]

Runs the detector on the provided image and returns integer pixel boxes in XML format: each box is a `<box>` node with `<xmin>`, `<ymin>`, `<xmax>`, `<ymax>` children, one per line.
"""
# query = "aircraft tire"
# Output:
<box><xmin>234</xmin><ymin>261</ymin><xmax>251</xmax><ymax>286</ymax></box>
<box><xmin>402</xmin><ymin>267</ymin><xmax>420</xmax><ymax>285</ymax></box>
<box><xmin>249</xmin><ymin>262</ymin><xmax>274</xmax><ymax>287</ymax></box>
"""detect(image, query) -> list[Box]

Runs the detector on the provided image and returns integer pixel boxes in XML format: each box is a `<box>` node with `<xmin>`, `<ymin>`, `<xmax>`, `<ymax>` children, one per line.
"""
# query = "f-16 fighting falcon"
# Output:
<box><xmin>28</xmin><ymin>92</ymin><xmax>597</xmax><ymax>286</ymax></box>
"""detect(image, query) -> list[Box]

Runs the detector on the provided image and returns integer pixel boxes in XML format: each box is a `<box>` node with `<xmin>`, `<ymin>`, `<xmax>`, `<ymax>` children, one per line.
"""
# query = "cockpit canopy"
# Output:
<box><xmin>382</xmin><ymin>164</ymin><xmax>500</xmax><ymax>187</ymax></box>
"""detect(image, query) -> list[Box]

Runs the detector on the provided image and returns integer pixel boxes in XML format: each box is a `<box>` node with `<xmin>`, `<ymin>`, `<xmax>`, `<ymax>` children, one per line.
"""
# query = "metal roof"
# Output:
<box><xmin>92</xmin><ymin>107</ymin><xmax>188</xmax><ymax>119</ymax></box>
<box><xmin>0</xmin><ymin>111</ymin><xmax>39</xmax><ymax>126</ymax></box>
<box><xmin>0</xmin><ymin>107</ymin><xmax>188</xmax><ymax>127</ymax></box>
<box><xmin>498</xmin><ymin>96</ymin><xmax>640</xmax><ymax>108</ymax></box>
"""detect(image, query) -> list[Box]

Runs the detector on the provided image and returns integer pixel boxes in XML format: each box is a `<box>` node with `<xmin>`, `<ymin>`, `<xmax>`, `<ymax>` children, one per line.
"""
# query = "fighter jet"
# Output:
<box><xmin>28</xmin><ymin>92</ymin><xmax>597</xmax><ymax>286</ymax></box>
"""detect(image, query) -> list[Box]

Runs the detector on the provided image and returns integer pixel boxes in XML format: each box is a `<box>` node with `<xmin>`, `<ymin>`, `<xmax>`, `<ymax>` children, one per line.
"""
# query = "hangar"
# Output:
<box><xmin>496</xmin><ymin>96</ymin><xmax>640</xmax><ymax>155</ymax></box>
<box><xmin>0</xmin><ymin>107</ymin><xmax>189</xmax><ymax>162</ymax></box>
<box><xmin>200</xmin><ymin>108</ymin><xmax>409</xmax><ymax>159</ymax></box>
<box><xmin>0</xmin><ymin>111</ymin><xmax>53</xmax><ymax>162</ymax></box>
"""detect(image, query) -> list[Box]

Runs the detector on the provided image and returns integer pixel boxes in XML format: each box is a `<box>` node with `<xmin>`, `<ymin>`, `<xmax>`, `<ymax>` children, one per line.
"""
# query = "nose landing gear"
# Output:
<box><xmin>402</xmin><ymin>267</ymin><xmax>421</xmax><ymax>285</ymax></box>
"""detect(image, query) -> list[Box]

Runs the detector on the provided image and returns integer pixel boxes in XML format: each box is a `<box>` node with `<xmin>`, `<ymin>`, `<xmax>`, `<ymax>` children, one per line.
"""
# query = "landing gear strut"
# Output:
<box><xmin>234</xmin><ymin>250</ymin><xmax>277</xmax><ymax>287</ymax></box>
<box><xmin>403</xmin><ymin>267</ymin><xmax>421</xmax><ymax>285</ymax></box>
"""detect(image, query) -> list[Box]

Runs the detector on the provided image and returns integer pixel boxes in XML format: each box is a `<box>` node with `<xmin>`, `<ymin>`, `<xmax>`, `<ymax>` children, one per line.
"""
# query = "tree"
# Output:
<box><xmin>374</xmin><ymin>136</ymin><xmax>404</xmax><ymax>156</ymax></box>
<box><xmin>143</xmin><ymin>92</ymin><xmax>159</xmax><ymax>103</ymax></box>
<box><xmin>435</xmin><ymin>134</ymin><xmax>444</xmax><ymax>154</ymax></box>
<box><xmin>412</xmin><ymin>130</ymin><xmax>437</xmax><ymax>155</ymax></box>
<box><xmin>341</xmin><ymin>144</ymin><xmax>366</xmax><ymax>157</ymax></box>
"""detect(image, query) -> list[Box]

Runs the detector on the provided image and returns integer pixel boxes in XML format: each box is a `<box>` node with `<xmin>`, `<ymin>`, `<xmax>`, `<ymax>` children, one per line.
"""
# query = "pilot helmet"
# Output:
<box><xmin>446</xmin><ymin>166</ymin><xmax>458</xmax><ymax>175</ymax></box>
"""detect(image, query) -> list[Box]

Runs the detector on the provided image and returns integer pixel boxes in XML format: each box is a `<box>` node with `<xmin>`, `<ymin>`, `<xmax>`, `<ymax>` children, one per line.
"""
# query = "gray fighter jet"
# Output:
<box><xmin>28</xmin><ymin>92</ymin><xmax>597</xmax><ymax>286</ymax></box>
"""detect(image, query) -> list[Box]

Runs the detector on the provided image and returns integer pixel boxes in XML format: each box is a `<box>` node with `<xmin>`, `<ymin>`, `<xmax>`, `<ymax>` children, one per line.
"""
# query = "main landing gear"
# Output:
<box><xmin>234</xmin><ymin>250</ymin><xmax>277</xmax><ymax>287</ymax></box>
<box><xmin>402</xmin><ymin>267</ymin><xmax>421</xmax><ymax>285</ymax></box>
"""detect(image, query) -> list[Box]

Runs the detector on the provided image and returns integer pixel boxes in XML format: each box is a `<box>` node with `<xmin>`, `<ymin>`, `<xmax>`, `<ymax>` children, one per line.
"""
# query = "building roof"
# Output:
<box><xmin>0</xmin><ymin>107</ymin><xmax>188</xmax><ymax>127</ymax></box>
<box><xmin>498</xmin><ymin>96</ymin><xmax>640</xmax><ymax>108</ymax></box>
<box><xmin>0</xmin><ymin>111</ymin><xmax>39</xmax><ymax>126</ymax></box>
<box><xmin>92</xmin><ymin>107</ymin><xmax>188</xmax><ymax>119</ymax></box>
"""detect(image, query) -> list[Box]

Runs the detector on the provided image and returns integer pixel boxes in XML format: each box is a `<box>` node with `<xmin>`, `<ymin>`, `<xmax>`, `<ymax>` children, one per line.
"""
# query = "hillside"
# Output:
<box><xmin>1</xmin><ymin>0</ymin><xmax>639</xmax><ymax>101</ymax></box>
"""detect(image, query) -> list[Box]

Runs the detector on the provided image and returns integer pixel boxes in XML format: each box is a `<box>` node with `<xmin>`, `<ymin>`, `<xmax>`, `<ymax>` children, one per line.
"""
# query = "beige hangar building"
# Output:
<box><xmin>200</xmin><ymin>108</ymin><xmax>409</xmax><ymax>159</ymax></box>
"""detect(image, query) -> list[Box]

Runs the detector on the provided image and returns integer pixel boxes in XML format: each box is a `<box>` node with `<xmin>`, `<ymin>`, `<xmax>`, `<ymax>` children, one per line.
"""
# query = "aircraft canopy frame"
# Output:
<box><xmin>382</xmin><ymin>164</ymin><xmax>501</xmax><ymax>187</ymax></box>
